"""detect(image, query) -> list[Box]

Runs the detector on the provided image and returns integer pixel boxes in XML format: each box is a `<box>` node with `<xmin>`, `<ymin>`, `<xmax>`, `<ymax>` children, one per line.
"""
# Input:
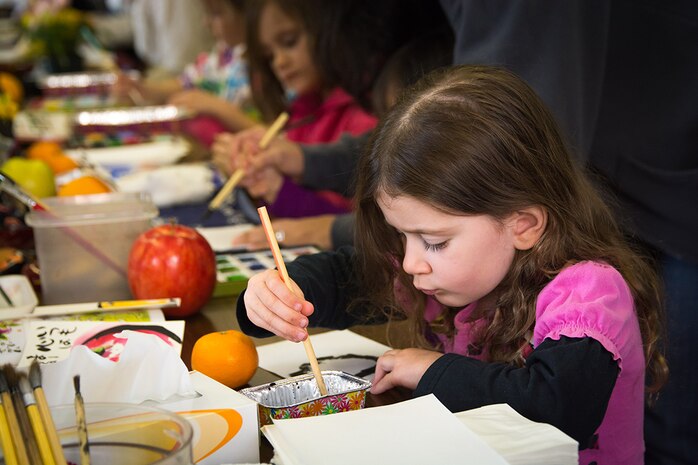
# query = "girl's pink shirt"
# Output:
<box><xmin>423</xmin><ymin>261</ymin><xmax>645</xmax><ymax>465</ymax></box>
<box><xmin>285</xmin><ymin>87</ymin><xmax>376</xmax><ymax>143</ymax></box>
<box><xmin>267</xmin><ymin>87</ymin><xmax>377</xmax><ymax>217</ymax></box>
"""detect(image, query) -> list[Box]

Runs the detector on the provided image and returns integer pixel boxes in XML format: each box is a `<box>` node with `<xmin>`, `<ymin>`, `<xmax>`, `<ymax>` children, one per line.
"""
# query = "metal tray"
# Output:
<box><xmin>240</xmin><ymin>370</ymin><xmax>371</xmax><ymax>425</ymax></box>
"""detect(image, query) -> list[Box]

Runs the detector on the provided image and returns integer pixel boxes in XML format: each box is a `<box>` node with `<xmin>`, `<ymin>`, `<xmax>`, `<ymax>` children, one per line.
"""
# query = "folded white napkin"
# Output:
<box><xmin>42</xmin><ymin>330</ymin><xmax>196</xmax><ymax>406</ymax></box>
<box><xmin>117</xmin><ymin>163</ymin><xmax>215</xmax><ymax>207</ymax></box>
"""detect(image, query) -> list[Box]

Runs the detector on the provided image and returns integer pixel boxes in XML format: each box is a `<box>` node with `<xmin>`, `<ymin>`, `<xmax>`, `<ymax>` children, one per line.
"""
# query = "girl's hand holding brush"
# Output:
<box><xmin>243</xmin><ymin>269</ymin><xmax>315</xmax><ymax>343</ymax></box>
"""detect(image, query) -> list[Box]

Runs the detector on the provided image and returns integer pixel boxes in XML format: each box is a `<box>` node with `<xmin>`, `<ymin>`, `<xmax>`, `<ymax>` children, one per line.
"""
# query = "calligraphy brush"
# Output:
<box><xmin>20</xmin><ymin>374</ymin><xmax>56</xmax><ymax>465</ymax></box>
<box><xmin>0</xmin><ymin>367</ymin><xmax>29</xmax><ymax>465</ymax></box>
<box><xmin>257</xmin><ymin>206</ymin><xmax>328</xmax><ymax>395</ymax></box>
<box><xmin>29</xmin><ymin>361</ymin><xmax>67</xmax><ymax>465</ymax></box>
<box><xmin>0</xmin><ymin>369</ymin><xmax>18</xmax><ymax>465</ymax></box>
<box><xmin>200</xmin><ymin>112</ymin><xmax>289</xmax><ymax>222</ymax></box>
<box><xmin>0</xmin><ymin>283</ymin><xmax>12</xmax><ymax>308</ymax></box>
<box><xmin>73</xmin><ymin>376</ymin><xmax>90</xmax><ymax>465</ymax></box>
<box><xmin>0</xmin><ymin>172</ymin><xmax>47</xmax><ymax>212</ymax></box>
<box><xmin>6</xmin><ymin>366</ymin><xmax>42</xmax><ymax>465</ymax></box>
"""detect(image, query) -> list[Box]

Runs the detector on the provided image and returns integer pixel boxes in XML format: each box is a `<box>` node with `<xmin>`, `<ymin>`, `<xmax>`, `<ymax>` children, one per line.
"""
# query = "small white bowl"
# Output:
<box><xmin>0</xmin><ymin>274</ymin><xmax>38</xmax><ymax>319</ymax></box>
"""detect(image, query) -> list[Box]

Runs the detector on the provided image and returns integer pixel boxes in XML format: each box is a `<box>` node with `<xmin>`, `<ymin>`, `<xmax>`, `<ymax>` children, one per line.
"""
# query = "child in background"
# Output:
<box><xmin>112</xmin><ymin>0</ymin><xmax>257</xmax><ymax>146</ymax></box>
<box><xmin>221</xmin><ymin>32</ymin><xmax>454</xmax><ymax>250</ymax></box>
<box><xmin>237</xmin><ymin>65</ymin><xmax>667</xmax><ymax>464</ymax></box>
<box><xmin>214</xmin><ymin>0</ymin><xmax>378</xmax><ymax>219</ymax></box>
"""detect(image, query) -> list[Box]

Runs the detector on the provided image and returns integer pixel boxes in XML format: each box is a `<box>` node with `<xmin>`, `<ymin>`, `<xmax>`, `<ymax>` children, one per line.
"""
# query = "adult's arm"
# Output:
<box><xmin>300</xmin><ymin>132</ymin><xmax>372</xmax><ymax>196</ymax></box>
<box><xmin>330</xmin><ymin>213</ymin><xmax>355</xmax><ymax>249</ymax></box>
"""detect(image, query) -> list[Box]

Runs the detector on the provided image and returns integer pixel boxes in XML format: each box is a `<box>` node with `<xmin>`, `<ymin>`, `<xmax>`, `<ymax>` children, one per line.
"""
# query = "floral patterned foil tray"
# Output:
<box><xmin>240</xmin><ymin>370</ymin><xmax>371</xmax><ymax>425</ymax></box>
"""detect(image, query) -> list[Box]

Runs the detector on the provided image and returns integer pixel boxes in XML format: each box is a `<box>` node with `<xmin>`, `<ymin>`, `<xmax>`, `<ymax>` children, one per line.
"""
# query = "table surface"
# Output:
<box><xmin>181</xmin><ymin>294</ymin><xmax>411</xmax><ymax>463</ymax></box>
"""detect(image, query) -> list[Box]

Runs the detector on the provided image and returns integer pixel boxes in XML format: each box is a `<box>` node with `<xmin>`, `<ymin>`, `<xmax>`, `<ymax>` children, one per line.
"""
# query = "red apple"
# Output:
<box><xmin>128</xmin><ymin>224</ymin><xmax>216</xmax><ymax>318</ymax></box>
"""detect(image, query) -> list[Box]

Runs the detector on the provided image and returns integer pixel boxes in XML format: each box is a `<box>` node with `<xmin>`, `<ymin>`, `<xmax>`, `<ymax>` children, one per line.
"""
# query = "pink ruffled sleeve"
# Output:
<box><xmin>533</xmin><ymin>261</ymin><xmax>642</xmax><ymax>371</ymax></box>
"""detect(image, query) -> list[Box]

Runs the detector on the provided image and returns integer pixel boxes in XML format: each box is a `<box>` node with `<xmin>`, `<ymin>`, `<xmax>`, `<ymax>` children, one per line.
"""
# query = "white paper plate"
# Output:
<box><xmin>66</xmin><ymin>138</ymin><xmax>191</xmax><ymax>170</ymax></box>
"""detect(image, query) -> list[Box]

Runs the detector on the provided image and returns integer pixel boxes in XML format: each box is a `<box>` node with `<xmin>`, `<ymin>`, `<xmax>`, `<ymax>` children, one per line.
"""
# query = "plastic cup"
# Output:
<box><xmin>50</xmin><ymin>402</ymin><xmax>193</xmax><ymax>465</ymax></box>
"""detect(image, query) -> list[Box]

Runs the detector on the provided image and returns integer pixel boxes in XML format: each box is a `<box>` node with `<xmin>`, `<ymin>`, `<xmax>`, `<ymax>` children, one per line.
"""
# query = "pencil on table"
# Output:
<box><xmin>0</xmin><ymin>368</ymin><xmax>30</xmax><ymax>465</ymax></box>
<box><xmin>29</xmin><ymin>362</ymin><xmax>67</xmax><ymax>465</ymax></box>
<box><xmin>201</xmin><ymin>112</ymin><xmax>290</xmax><ymax>220</ymax></box>
<box><xmin>20</xmin><ymin>375</ymin><xmax>56</xmax><ymax>465</ymax></box>
<box><xmin>257</xmin><ymin>206</ymin><xmax>328</xmax><ymax>396</ymax></box>
<box><xmin>73</xmin><ymin>376</ymin><xmax>90</xmax><ymax>465</ymax></box>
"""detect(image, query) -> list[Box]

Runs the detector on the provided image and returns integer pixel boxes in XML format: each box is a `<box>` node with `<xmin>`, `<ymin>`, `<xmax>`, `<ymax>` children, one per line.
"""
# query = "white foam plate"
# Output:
<box><xmin>66</xmin><ymin>138</ymin><xmax>191</xmax><ymax>169</ymax></box>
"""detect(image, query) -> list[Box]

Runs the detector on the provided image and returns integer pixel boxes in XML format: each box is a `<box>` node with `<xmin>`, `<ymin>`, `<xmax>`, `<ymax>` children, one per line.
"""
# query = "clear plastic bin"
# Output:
<box><xmin>25</xmin><ymin>192</ymin><xmax>158</xmax><ymax>304</ymax></box>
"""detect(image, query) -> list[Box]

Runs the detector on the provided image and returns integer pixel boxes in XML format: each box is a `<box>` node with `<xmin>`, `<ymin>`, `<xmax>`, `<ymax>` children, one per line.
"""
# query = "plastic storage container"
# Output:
<box><xmin>25</xmin><ymin>193</ymin><xmax>158</xmax><ymax>304</ymax></box>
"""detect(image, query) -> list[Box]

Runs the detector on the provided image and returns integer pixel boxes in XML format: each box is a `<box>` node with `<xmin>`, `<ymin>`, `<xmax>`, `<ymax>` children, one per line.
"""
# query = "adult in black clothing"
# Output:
<box><xmin>588</xmin><ymin>2</ymin><xmax>698</xmax><ymax>463</ymax></box>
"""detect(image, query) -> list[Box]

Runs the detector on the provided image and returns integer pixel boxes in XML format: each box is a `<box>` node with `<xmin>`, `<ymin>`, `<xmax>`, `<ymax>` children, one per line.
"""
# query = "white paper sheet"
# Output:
<box><xmin>263</xmin><ymin>394</ymin><xmax>509</xmax><ymax>465</ymax></box>
<box><xmin>456</xmin><ymin>404</ymin><xmax>577</xmax><ymax>465</ymax></box>
<box><xmin>197</xmin><ymin>224</ymin><xmax>254</xmax><ymax>252</ymax></box>
<box><xmin>0</xmin><ymin>309</ymin><xmax>164</xmax><ymax>366</ymax></box>
<box><xmin>257</xmin><ymin>330</ymin><xmax>392</xmax><ymax>382</ymax></box>
<box><xmin>17</xmin><ymin>319</ymin><xmax>184</xmax><ymax>367</ymax></box>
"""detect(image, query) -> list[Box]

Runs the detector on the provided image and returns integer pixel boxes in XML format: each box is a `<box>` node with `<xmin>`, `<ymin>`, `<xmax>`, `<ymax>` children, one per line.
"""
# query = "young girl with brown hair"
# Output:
<box><xmin>218</xmin><ymin>0</ymin><xmax>379</xmax><ymax>218</ymax></box>
<box><xmin>237</xmin><ymin>65</ymin><xmax>667</xmax><ymax>464</ymax></box>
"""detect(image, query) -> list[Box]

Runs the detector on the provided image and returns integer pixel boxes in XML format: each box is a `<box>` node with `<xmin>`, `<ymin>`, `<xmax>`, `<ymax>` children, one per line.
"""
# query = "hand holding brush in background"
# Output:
<box><xmin>201</xmin><ymin>112</ymin><xmax>289</xmax><ymax>221</ymax></box>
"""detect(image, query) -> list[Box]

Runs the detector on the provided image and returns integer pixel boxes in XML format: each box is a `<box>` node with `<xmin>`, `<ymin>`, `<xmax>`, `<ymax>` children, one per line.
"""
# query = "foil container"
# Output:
<box><xmin>73</xmin><ymin>105</ymin><xmax>193</xmax><ymax>133</ymax></box>
<box><xmin>38</xmin><ymin>71</ymin><xmax>140</xmax><ymax>96</ymax></box>
<box><xmin>240</xmin><ymin>371</ymin><xmax>371</xmax><ymax>425</ymax></box>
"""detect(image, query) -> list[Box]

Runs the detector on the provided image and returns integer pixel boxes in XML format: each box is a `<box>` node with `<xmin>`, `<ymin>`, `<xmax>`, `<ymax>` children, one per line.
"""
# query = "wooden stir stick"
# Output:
<box><xmin>201</xmin><ymin>112</ymin><xmax>289</xmax><ymax>220</ymax></box>
<box><xmin>257</xmin><ymin>206</ymin><xmax>328</xmax><ymax>396</ymax></box>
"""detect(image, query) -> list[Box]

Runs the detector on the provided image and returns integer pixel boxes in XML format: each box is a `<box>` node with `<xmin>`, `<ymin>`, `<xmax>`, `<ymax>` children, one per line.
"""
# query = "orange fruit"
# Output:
<box><xmin>57</xmin><ymin>176</ymin><xmax>111</xmax><ymax>196</ymax></box>
<box><xmin>44</xmin><ymin>154</ymin><xmax>79</xmax><ymax>175</ymax></box>
<box><xmin>191</xmin><ymin>330</ymin><xmax>259</xmax><ymax>389</ymax></box>
<box><xmin>27</xmin><ymin>141</ymin><xmax>63</xmax><ymax>162</ymax></box>
<box><xmin>0</xmin><ymin>72</ymin><xmax>23</xmax><ymax>103</ymax></box>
